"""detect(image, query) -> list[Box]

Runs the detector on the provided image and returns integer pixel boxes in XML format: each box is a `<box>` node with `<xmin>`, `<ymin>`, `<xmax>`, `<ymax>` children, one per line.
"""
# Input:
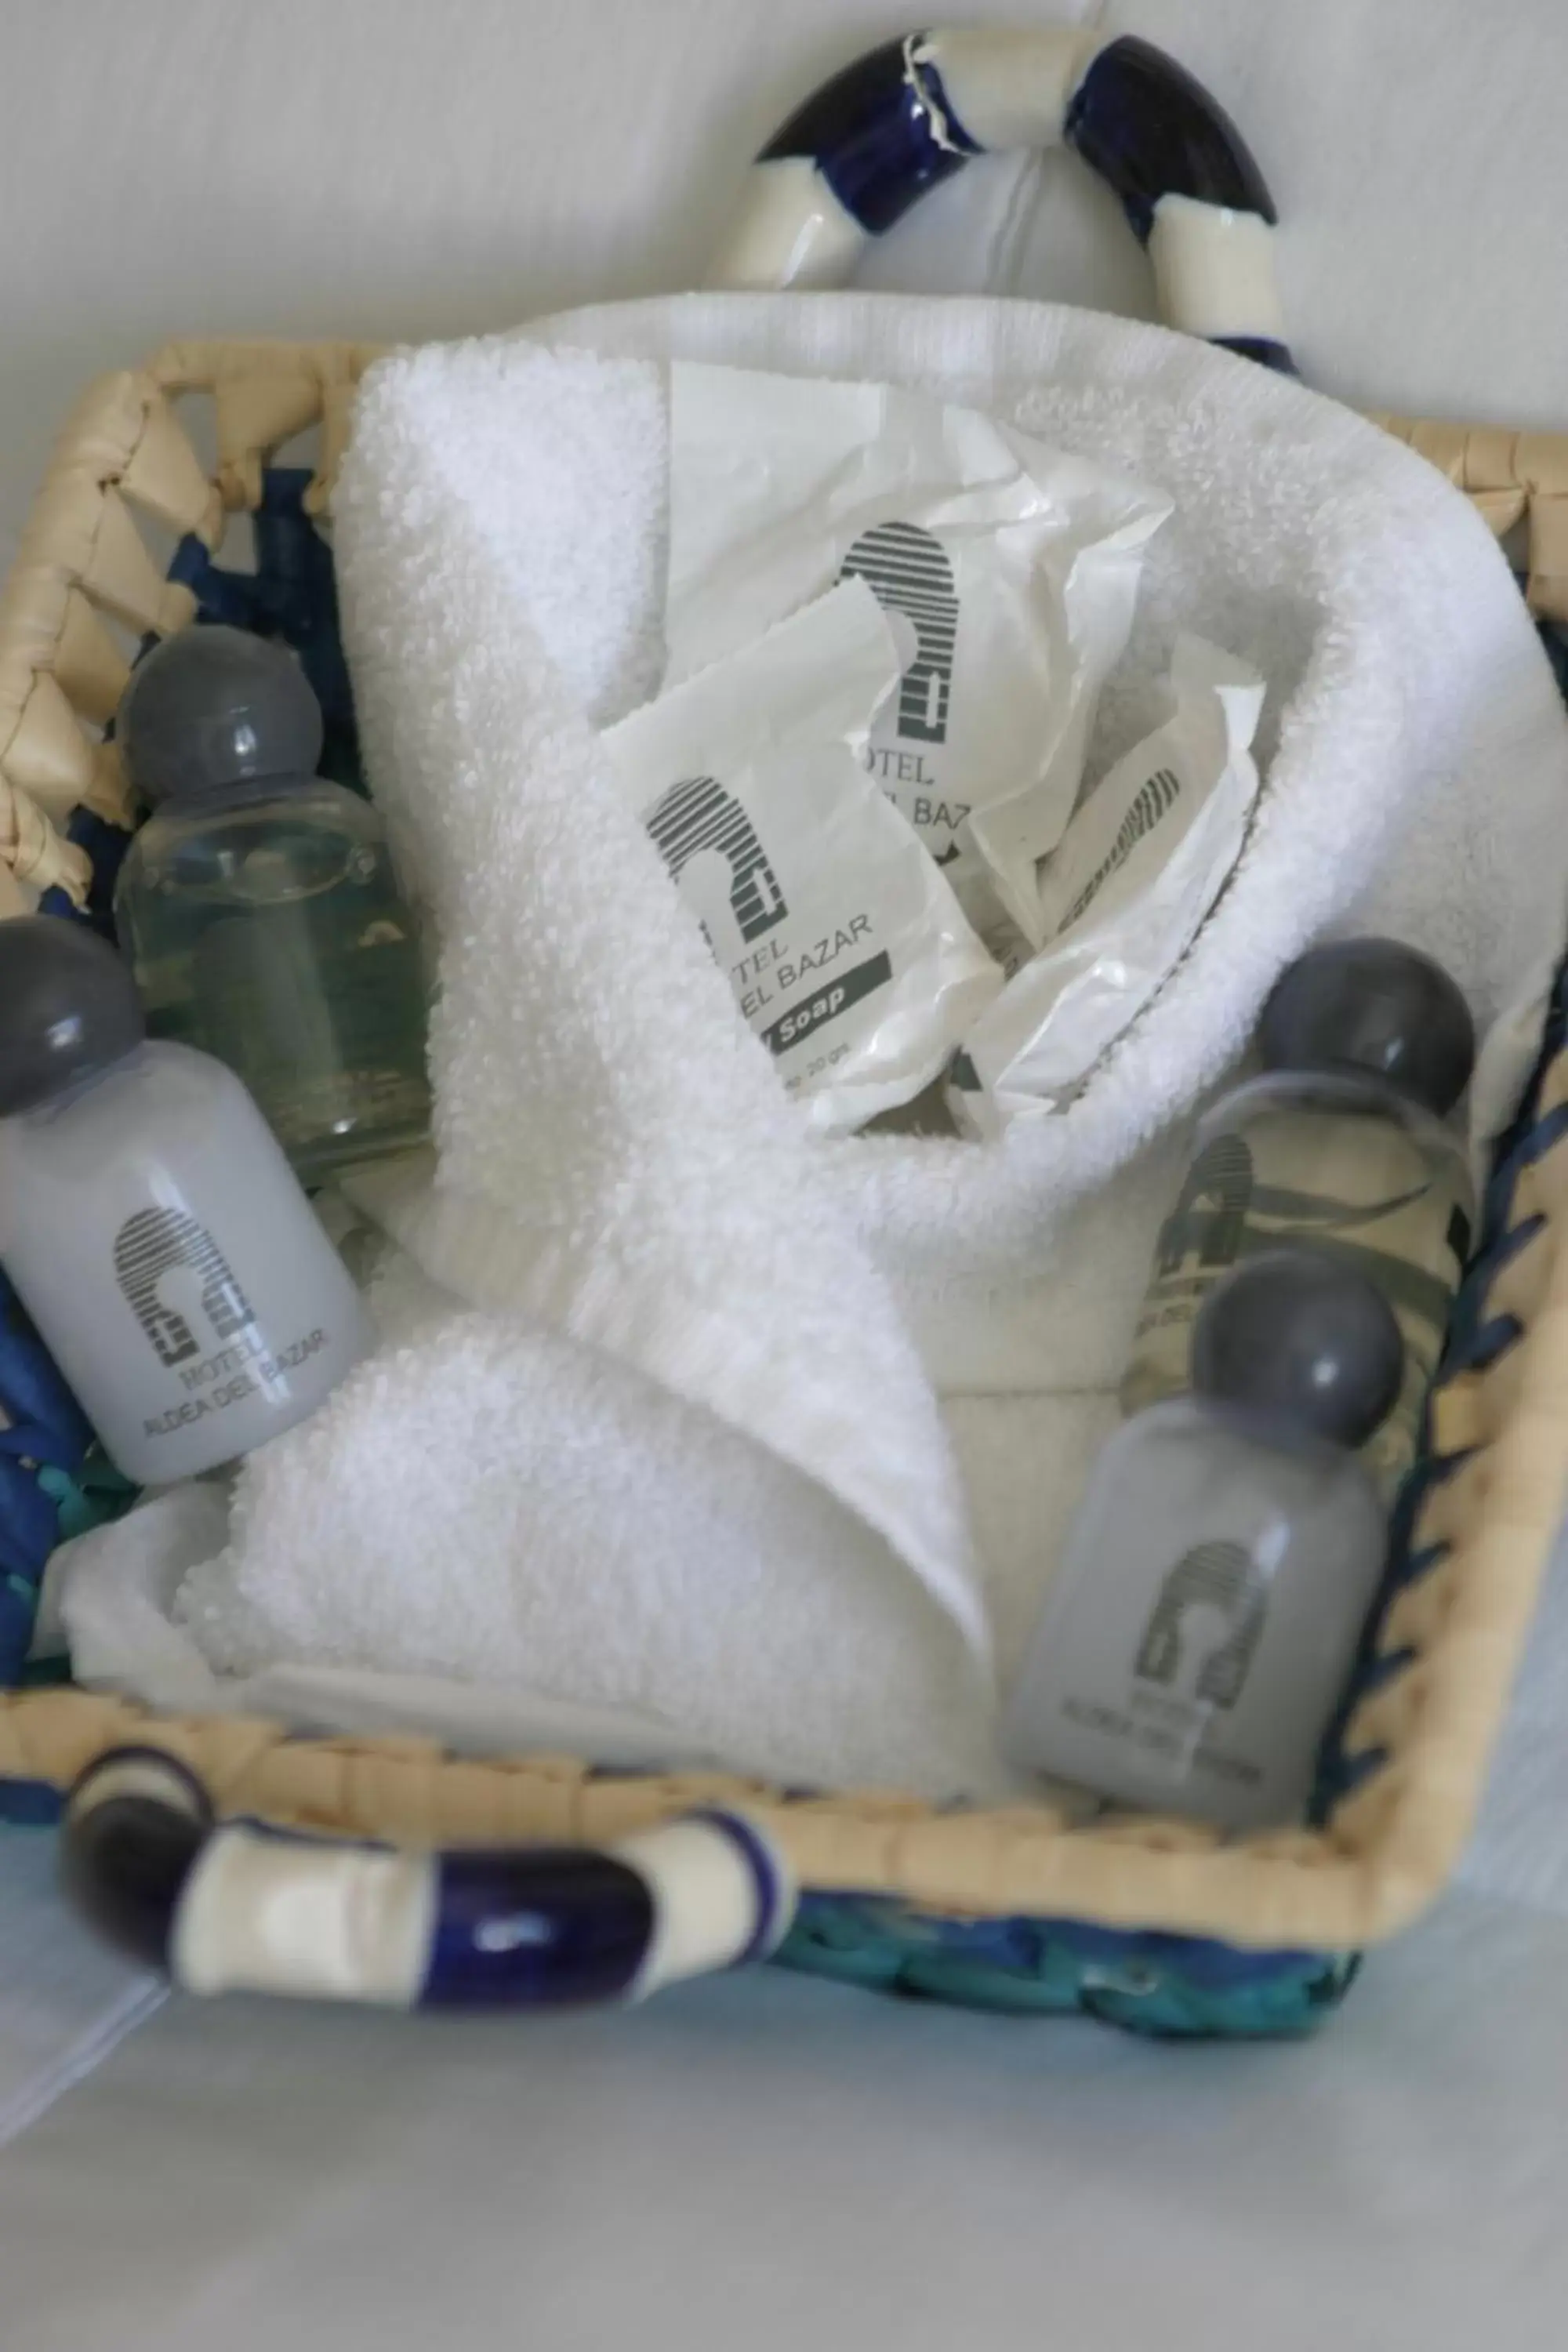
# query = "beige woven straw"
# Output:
<box><xmin>2</xmin><ymin>342</ymin><xmax>1565</xmax><ymax>1951</ymax></box>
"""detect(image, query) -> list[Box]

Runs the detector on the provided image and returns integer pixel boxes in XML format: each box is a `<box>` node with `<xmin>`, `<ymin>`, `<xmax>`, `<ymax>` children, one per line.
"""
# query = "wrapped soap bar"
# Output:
<box><xmin>604</xmin><ymin>581</ymin><xmax>1001</xmax><ymax>1136</ymax></box>
<box><xmin>949</xmin><ymin>637</ymin><xmax>1265</xmax><ymax>1136</ymax></box>
<box><xmin>663</xmin><ymin>360</ymin><xmax>1171</xmax><ymax>942</ymax></box>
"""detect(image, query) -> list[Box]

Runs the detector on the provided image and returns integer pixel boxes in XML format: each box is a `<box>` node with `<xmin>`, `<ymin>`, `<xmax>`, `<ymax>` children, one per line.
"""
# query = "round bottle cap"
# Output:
<box><xmin>1257</xmin><ymin>937</ymin><xmax>1475</xmax><ymax>1116</ymax></box>
<box><xmin>0</xmin><ymin>916</ymin><xmax>147</xmax><ymax>1116</ymax></box>
<box><xmin>1191</xmin><ymin>1247</ymin><xmax>1404</xmax><ymax>1449</ymax></box>
<box><xmin>118</xmin><ymin>626</ymin><xmax>324</xmax><ymax>806</ymax></box>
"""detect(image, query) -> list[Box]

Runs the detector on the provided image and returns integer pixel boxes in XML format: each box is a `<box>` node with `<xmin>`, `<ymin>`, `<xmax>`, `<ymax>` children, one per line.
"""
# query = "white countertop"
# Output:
<box><xmin>4</xmin><ymin>1852</ymin><xmax>1566</xmax><ymax>2352</ymax></box>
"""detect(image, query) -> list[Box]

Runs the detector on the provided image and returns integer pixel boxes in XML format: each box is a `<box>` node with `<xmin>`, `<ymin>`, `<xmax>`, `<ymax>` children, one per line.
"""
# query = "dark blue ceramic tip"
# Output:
<box><xmin>60</xmin><ymin>1747</ymin><xmax>215</xmax><ymax>1970</ymax></box>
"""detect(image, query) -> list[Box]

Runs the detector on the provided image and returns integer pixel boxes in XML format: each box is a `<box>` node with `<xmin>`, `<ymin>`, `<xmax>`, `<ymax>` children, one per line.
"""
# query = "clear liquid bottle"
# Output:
<box><xmin>0</xmin><ymin>918</ymin><xmax>371</xmax><ymax>1485</ymax></box>
<box><xmin>1120</xmin><ymin>938</ymin><xmax>1475</xmax><ymax>1495</ymax></box>
<box><xmin>1007</xmin><ymin>1250</ymin><xmax>1400</xmax><ymax>1831</ymax></box>
<box><xmin>114</xmin><ymin>627</ymin><xmax>431</xmax><ymax>1189</ymax></box>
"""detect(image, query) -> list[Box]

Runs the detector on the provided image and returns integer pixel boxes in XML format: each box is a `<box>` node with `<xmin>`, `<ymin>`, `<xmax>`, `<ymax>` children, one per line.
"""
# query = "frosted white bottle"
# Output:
<box><xmin>1006</xmin><ymin>1250</ymin><xmax>1403</xmax><ymax>1832</ymax></box>
<box><xmin>0</xmin><ymin>916</ymin><xmax>370</xmax><ymax>1484</ymax></box>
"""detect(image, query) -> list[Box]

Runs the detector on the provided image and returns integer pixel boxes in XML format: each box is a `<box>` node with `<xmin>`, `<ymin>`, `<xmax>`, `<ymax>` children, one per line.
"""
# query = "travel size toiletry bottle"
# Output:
<box><xmin>1007</xmin><ymin>1250</ymin><xmax>1399</xmax><ymax>1831</ymax></box>
<box><xmin>1120</xmin><ymin>938</ymin><xmax>1475</xmax><ymax>1494</ymax></box>
<box><xmin>114</xmin><ymin>627</ymin><xmax>431</xmax><ymax>1189</ymax></box>
<box><xmin>0</xmin><ymin>917</ymin><xmax>371</xmax><ymax>1486</ymax></box>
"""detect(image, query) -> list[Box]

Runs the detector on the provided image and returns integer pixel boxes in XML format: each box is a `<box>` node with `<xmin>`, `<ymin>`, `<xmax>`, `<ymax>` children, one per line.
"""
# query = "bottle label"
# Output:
<box><xmin>1123</xmin><ymin>1102</ymin><xmax>1472</xmax><ymax>1492</ymax></box>
<box><xmin>111</xmin><ymin>1206</ymin><xmax>332</xmax><ymax>1447</ymax></box>
<box><xmin>114</xmin><ymin>1205</ymin><xmax>256</xmax><ymax>1368</ymax></box>
<box><xmin>1134</xmin><ymin>1540</ymin><xmax>1266</xmax><ymax>1708</ymax></box>
<box><xmin>1059</xmin><ymin>1541</ymin><xmax>1275</xmax><ymax>1794</ymax></box>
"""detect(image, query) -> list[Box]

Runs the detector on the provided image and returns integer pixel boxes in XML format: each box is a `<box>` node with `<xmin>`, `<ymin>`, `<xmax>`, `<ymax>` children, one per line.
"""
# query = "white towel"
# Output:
<box><xmin>55</xmin><ymin>292</ymin><xmax>1568</xmax><ymax>1806</ymax></box>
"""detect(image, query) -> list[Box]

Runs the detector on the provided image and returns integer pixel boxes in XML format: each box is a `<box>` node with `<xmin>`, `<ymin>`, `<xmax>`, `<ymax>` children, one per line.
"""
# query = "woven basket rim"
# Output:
<box><xmin>2</xmin><ymin>335</ymin><xmax>1567</xmax><ymax>1955</ymax></box>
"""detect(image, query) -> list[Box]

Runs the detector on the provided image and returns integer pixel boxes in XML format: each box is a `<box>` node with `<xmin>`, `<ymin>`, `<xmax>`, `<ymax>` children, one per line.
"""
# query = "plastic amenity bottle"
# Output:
<box><xmin>1006</xmin><ymin>1250</ymin><xmax>1401</xmax><ymax>1832</ymax></box>
<box><xmin>1120</xmin><ymin>938</ymin><xmax>1475</xmax><ymax>1495</ymax></box>
<box><xmin>0</xmin><ymin>918</ymin><xmax>371</xmax><ymax>1485</ymax></box>
<box><xmin>114</xmin><ymin>627</ymin><xmax>432</xmax><ymax>1189</ymax></box>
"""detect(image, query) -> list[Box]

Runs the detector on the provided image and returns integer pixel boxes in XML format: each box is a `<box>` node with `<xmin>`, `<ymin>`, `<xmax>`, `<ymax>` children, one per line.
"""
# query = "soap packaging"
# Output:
<box><xmin>948</xmin><ymin>636</ymin><xmax>1265</xmax><ymax>1136</ymax></box>
<box><xmin>663</xmin><ymin>358</ymin><xmax>1171</xmax><ymax>940</ymax></box>
<box><xmin>603</xmin><ymin>580</ymin><xmax>1000</xmax><ymax>1135</ymax></box>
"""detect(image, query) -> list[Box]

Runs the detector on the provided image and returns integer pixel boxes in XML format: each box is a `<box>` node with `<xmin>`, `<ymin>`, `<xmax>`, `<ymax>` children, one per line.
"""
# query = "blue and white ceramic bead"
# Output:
<box><xmin>61</xmin><ymin>1748</ymin><xmax>794</xmax><ymax>2010</ymax></box>
<box><xmin>710</xmin><ymin>27</ymin><xmax>1294</xmax><ymax>375</ymax></box>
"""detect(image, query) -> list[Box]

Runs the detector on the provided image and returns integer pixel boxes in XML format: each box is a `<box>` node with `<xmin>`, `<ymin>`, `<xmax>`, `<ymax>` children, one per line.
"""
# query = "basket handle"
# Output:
<box><xmin>61</xmin><ymin>1748</ymin><xmax>794</xmax><ymax>2011</ymax></box>
<box><xmin>707</xmin><ymin>27</ymin><xmax>1292</xmax><ymax>374</ymax></box>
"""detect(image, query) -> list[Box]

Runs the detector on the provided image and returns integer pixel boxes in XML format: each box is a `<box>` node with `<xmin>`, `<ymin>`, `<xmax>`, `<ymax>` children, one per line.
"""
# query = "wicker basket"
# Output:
<box><xmin>3</xmin><ymin>339</ymin><xmax>1568</xmax><ymax>2036</ymax></box>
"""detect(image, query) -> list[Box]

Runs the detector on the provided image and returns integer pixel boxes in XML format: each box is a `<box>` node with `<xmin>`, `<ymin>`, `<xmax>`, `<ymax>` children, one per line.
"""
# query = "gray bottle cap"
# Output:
<box><xmin>1192</xmin><ymin>1247</ymin><xmax>1404</xmax><ymax>1449</ymax></box>
<box><xmin>0</xmin><ymin>917</ymin><xmax>147</xmax><ymax>1116</ymax></box>
<box><xmin>118</xmin><ymin>626</ymin><xmax>324</xmax><ymax>807</ymax></box>
<box><xmin>1257</xmin><ymin>937</ymin><xmax>1475</xmax><ymax>1116</ymax></box>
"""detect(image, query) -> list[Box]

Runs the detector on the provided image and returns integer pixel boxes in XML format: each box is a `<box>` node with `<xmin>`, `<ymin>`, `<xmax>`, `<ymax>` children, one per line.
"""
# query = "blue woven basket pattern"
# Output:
<box><xmin>775</xmin><ymin>940</ymin><xmax>1568</xmax><ymax>2029</ymax></box>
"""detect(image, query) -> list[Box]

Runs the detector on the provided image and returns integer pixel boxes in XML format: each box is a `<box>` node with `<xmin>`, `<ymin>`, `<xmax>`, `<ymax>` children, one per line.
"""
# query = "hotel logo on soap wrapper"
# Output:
<box><xmin>643</xmin><ymin>770</ymin><xmax>891</xmax><ymax>1062</ymax></box>
<box><xmin>1062</xmin><ymin>767</ymin><xmax>1182</xmax><ymax>931</ymax></box>
<box><xmin>644</xmin><ymin>774</ymin><xmax>789</xmax><ymax>944</ymax></box>
<box><xmin>113</xmin><ymin>1205</ymin><xmax>256</xmax><ymax>1370</ymax></box>
<box><xmin>839</xmin><ymin>521</ymin><xmax>958</xmax><ymax>746</ymax></box>
<box><xmin>608</xmin><ymin>578</ymin><xmax>1002</xmax><ymax>1134</ymax></box>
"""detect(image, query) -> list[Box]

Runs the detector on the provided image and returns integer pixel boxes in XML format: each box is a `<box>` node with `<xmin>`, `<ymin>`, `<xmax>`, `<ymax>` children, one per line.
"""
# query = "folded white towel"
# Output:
<box><xmin>56</xmin><ymin>293</ymin><xmax>1568</xmax><ymax>1806</ymax></box>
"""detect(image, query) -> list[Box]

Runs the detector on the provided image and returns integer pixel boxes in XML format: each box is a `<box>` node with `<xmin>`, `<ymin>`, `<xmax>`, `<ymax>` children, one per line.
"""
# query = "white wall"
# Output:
<box><xmin>3</xmin><ymin>0</ymin><xmax>1567</xmax><ymax>560</ymax></box>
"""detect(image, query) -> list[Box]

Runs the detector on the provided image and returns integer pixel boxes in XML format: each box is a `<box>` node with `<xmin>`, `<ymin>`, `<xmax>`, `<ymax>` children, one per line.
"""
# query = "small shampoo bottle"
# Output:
<box><xmin>1121</xmin><ymin>938</ymin><xmax>1475</xmax><ymax>1494</ymax></box>
<box><xmin>0</xmin><ymin>917</ymin><xmax>371</xmax><ymax>1484</ymax></box>
<box><xmin>1007</xmin><ymin>1250</ymin><xmax>1400</xmax><ymax>1832</ymax></box>
<box><xmin>114</xmin><ymin>627</ymin><xmax>432</xmax><ymax>1188</ymax></box>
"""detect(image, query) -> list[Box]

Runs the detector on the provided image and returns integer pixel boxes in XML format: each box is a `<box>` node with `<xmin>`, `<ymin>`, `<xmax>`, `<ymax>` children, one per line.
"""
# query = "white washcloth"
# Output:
<box><xmin>56</xmin><ymin>292</ymin><xmax>1568</xmax><ymax>1806</ymax></box>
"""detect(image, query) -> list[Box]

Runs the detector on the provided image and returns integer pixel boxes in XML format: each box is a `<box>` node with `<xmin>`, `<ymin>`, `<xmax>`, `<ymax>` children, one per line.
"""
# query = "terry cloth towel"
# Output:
<box><xmin>54</xmin><ymin>292</ymin><xmax>1568</xmax><ymax>1805</ymax></box>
